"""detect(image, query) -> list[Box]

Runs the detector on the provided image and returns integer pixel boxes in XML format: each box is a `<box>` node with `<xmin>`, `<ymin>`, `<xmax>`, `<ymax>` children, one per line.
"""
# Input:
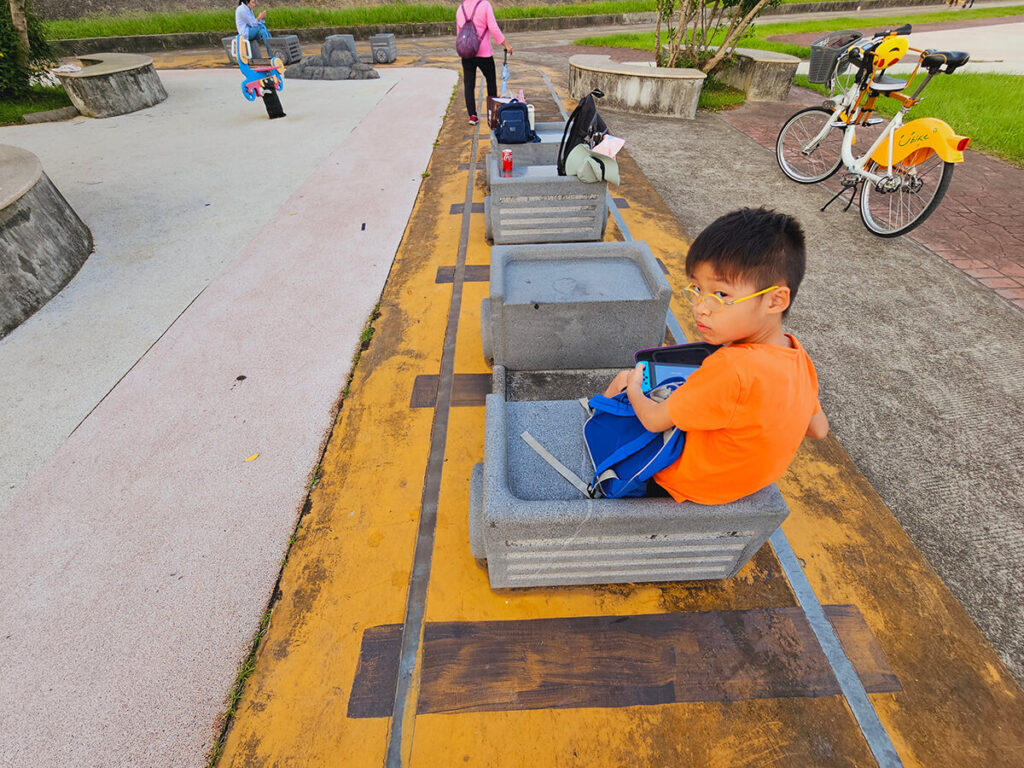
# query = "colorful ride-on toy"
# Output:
<box><xmin>232</xmin><ymin>34</ymin><xmax>285</xmax><ymax>103</ymax></box>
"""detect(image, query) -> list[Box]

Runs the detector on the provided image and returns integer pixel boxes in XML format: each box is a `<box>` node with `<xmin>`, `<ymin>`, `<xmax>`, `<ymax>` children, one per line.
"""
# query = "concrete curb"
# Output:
<box><xmin>20</xmin><ymin>105</ymin><xmax>81</xmax><ymax>123</ymax></box>
<box><xmin>52</xmin><ymin>0</ymin><xmax>946</xmax><ymax>56</ymax></box>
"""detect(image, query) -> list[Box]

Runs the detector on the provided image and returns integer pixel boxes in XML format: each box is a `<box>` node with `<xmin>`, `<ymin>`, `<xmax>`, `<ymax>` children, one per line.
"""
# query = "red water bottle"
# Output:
<box><xmin>502</xmin><ymin>149</ymin><xmax>513</xmax><ymax>175</ymax></box>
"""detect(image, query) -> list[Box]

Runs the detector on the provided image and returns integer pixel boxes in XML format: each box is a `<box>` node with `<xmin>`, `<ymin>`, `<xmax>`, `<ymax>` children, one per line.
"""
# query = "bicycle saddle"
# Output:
<box><xmin>921</xmin><ymin>49</ymin><xmax>970</xmax><ymax>74</ymax></box>
<box><xmin>869</xmin><ymin>73</ymin><xmax>907</xmax><ymax>92</ymax></box>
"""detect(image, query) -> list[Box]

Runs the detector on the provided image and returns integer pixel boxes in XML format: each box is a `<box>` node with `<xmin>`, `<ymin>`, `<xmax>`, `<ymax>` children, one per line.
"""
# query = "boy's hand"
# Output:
<box><xmin>626</xmin><ymin>363</ymin><xmax>645</xmax><ymax>391</ymax></box>
<box><xmin>603</xmin><ymin>369</ymin><xmax>631</xmax><ymax>397</ymax></box>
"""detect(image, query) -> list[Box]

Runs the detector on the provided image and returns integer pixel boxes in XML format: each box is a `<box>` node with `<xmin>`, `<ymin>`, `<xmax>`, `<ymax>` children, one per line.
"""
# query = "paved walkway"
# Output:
<box><xmin>0</xmin><ymin>66</ymin><xmax>456</xmax><ymax>767</ymax></box>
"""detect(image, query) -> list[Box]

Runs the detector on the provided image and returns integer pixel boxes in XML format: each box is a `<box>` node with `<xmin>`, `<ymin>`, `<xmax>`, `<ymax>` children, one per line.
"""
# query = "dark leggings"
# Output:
<box><xmin>461</xmin><ymin>56</ymin><xmax>497</xmax><ymax>117</ymax></box>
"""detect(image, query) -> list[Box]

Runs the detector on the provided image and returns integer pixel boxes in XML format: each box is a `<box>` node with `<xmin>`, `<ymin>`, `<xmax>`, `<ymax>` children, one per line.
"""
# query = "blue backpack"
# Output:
<box><xmin>495</xmin><ymin>99</ymin><xmax>534</xmax><ymax>144</ymax></box>
<box><xmin>520</xmin><ymin>379</ymin><xmax>687</xmax><ymax>500</ymax></box>
<box><xmin>583</xmin><ymin>380</ymin><xmax>686</xmax><ymax>498</ymax></box>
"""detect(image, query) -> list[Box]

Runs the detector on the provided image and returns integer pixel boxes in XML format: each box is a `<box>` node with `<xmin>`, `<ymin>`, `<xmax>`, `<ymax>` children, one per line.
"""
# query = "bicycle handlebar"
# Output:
<box><xmin>871</xmin><ymin>23</ymin><xmax>912</xmax><ymax>38</ymax></box>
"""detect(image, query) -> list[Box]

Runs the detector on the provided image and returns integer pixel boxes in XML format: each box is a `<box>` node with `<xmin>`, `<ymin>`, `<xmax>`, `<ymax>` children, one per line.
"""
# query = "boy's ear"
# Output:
<box><xmin>766</xmin><ymin>286</ymin><xmax>791</xmax><ymax>315</ymax></box>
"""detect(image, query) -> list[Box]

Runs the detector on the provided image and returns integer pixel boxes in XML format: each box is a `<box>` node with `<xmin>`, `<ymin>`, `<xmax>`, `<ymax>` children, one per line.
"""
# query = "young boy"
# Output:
<box><xmin>604</xmin><ymin>207</ymin><xmax>829</xmax><ymax>504</ymax></box>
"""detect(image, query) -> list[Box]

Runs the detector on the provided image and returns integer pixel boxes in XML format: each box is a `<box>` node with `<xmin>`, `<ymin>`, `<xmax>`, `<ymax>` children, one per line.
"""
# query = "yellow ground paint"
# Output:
<box><xmin>218</xmin><ymin>63</ymin><xmax>1024</xmax><ymax>768</ymax></box>
<box><xmin>409</xmin><ymin>696</ymin><xmax>876</xmax><ymax>767</ymax></box>
<box><xmin>779</xmin><ymin>438</ymin><xmax>1024</xmax><ymax>766</ymax></box>
<box><xmin>216</xmin><ymin>103</ymin><xmax>467</xmax><ymax>767</ymax></box>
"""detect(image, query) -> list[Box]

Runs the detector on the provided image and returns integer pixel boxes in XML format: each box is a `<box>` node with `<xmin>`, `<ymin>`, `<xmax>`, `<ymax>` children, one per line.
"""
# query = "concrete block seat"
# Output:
<box><xmin>484</xmin><ymin>156</ymin><xmax>607</xmax><ymax>245</ymax></box>
<box><xmin>54</xmin><ymin>53</ymin><xmax>167</xmax><ymax>118</ymax></box>
<box><xmin>481</xmin><ymin>241</ymin><xmax>671</xmax><ymax>370</ymax></box>
<box><xmin>469</xmin><ymin>393</ymin><xmax>791</xmax><ymax>588</ymax></box>
<box><xmin>719</xmin><ymin>47</ymin><xmax>801</xmax><ymax>102</ymax></box>
<box><xmin>370</xmin><ymin>33</ymin><xmax>398</xmax><ymax>64</ymax></box>
<box><xmin>569</xmin><ymin>54</ymin><xmax>706</xmax><ymax>120</ymax></box>
<box><xmin>1</xmin><ymin>145</ymin><xmax>92</xmax><ymax>339</ymax></box>
<box><xmin>487</xmin><ymin>121</ymin><xmax>566</xmax><ymax>186</ymax></box>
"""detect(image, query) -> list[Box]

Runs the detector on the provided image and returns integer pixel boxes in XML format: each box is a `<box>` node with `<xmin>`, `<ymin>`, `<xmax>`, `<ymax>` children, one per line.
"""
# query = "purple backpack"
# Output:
<box><xmin>456</xmin><ymin>0</ymin><xmax>484</xmax><ymax>59</ymax></box>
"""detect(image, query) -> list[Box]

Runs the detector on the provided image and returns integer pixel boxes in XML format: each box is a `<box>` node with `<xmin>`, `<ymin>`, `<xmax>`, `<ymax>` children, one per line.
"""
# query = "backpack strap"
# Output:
<box><xmin>460</xmin><ymin>0</ymin><xmax>484</xmax><ymax>26</ymax></box>
<box><xmin>520</xmin><ymin>431</ymin><xmax>590</xmax><ymax>497</ymax></box>
<box><xmin>586</xmin><ymin>394</ymin><xmax>634</xmax><ymax>417</ymax></box>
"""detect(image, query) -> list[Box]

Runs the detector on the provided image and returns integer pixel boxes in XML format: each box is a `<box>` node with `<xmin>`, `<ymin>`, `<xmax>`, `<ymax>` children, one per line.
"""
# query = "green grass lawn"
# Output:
<box><xmin>44</xmin><ymin>0</ymin><xmax>882</xmax><ymax>39</ymax></box>
<box><xmin>45</xmin><ymin>2</ymin><xmax>657</xmax><ymax>38</ymax></box>
<box><xmin>574</xmin><ymin>6</ymin><xmax>1024</xmax><ymax>163</ymax></box>
<box><xmin>575</xmin><ymin>5</ymin><xmax>1024</xmax><ymax>59</ymax></box>
<box><xmin>0</xmin><ymin>86</ymin><xmax>72</xmax><ymax>125</ymax></box>
<box><xmin>793</xmin><ymin>73</ymin><xmax>1024</xmax><ymax>167</ymax></box>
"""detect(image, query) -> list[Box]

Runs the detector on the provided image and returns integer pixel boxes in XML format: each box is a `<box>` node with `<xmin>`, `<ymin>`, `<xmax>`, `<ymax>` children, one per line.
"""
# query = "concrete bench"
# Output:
<box><xmin>54</xmin><ymin>53</ymin><xmax>167</xmax><ymax>119</ymax></box>
<box><xmin>1</xmin><ymin>145</ymin><xmax>92</xmax><ymax>340</ymax></box>
<box><xmin>569</xmin><ymin>54</ymin><xmax>706</xmax><ymax>120</ymax></box>
<box><xmin>469</xmin><ymin>387</ymin><xmax>791</xmax><ymax>588</ymax></box>
<box><xmin>481</xmin><ymin>241</ymin><xmax>671</xmax><ymax>370</ymax></box>
<box><xmin>487</xmin><ymin>121</ymin><xmax>566</xmax><ymax>187</ymax></box>
<box><xmin>484</xmin><ymin>157</ymin><xmax>607</xmax><ymax>244</ymax></box>
<box><xmin>718</xmin><ymin>47</ymin><xmax>801</xmax><ymax>102</ymax></box>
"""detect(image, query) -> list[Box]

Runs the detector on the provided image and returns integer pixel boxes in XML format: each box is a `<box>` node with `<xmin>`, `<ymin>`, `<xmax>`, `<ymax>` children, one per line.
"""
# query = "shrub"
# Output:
<box><xmin>1</xmin><ymin>1</ymin><xmax>55</xmax><ymax>97</ymax></box>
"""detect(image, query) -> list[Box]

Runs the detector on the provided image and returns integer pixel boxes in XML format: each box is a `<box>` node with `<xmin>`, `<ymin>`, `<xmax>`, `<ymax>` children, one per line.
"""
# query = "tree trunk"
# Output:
<box><xmin>701</xmin><ymin>0</ymin><xmax>773</xmax><ymax>73</ymax></box>
<box><xmin>8</xmin><ymin>0</ymin><xmax>31</xmax><ymax>72</ymax></box>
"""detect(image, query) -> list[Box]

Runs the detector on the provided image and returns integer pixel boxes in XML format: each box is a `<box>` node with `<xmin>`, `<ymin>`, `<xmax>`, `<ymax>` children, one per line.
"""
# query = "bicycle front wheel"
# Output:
<box><xmin>776</xmin><ymin>107</ymin><xmax>844</xmax><ymax>184</ymax></box>
<box><xmin>859</xmin><ymin>155</ymin><xmax>955</xmax><ymax>237</ymax></box>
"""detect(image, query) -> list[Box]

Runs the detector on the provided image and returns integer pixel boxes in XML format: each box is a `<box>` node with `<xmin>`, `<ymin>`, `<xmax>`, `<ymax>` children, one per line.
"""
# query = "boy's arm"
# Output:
<box><xmin>806</xmin><ymin>409</ymin><xmax>829</xmax><ymax>439</ymax></box>
<box><xmin>624</xmin><ymin>364</ymin><xmax>674</xmax><ymax>433</ymax></box>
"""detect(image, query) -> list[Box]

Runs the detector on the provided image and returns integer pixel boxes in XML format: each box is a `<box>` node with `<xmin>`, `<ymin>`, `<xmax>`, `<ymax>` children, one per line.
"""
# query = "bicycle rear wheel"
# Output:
<box><xmin>859</xmin><ymin>154</ymin><xmax>954</xmax><ymax>237</ymax></box>
<box><xmin>776</xmin><ymin>106</ymin><xmax>845</xmax><ymax>184</ymax></box>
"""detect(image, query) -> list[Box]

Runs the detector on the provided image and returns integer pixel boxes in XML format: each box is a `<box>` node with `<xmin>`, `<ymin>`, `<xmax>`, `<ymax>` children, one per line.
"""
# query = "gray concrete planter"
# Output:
<box><xmin>54</xmin><ymin>52</ymin><xmax>167</xmax><ymax>118</ymax></box>
<box><xmin>569</xmin><ymin>54</ymin><xmax>706</xmax><ymax>120</ymax></box>
<box><xmin>487</xmin><ymin>121</ymin><xmax>566</xmax><ymax>188</ymax></box>
<box><xmin>482</xmin><ymin>241</ymin><xmax>671</xmax><ymax>370</ymax></box>
<box><xmin>718</xmin><ymin>47</ymin><xmax>801</xmax><ymax>102</ymax></box>
<box><xmin>1</xmin><ymin>145</ymin><xmax>92</xmax><ymax>339</ymax></box>
<box><xmin>484</xmin><ymin>156</ymin><xmax>607</xmax><ymax>245</ymax></box>
<box><xmin>470</xmin><ymin>385</ymin><xmax>791</xmax><ymax>588</ymax></box>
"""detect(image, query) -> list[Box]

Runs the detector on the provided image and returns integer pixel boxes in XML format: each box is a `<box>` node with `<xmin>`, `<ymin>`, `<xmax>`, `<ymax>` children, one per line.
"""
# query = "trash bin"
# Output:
<box><xmin>808</xmin><ymin>30</ymin><xmax>862</xmax><ymax>84</ymax></box>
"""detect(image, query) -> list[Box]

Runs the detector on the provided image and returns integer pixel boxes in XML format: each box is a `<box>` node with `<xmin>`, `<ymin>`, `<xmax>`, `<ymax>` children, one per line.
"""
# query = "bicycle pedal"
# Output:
<box><xmin>864</xmin><ymin>117</ymin><xmax>884</xmax><ymax>126</ymax></box>
<box><xmin>829</xmin><ymin>120</ymin><xmax>849</xmax><ymax>127</ymax></box>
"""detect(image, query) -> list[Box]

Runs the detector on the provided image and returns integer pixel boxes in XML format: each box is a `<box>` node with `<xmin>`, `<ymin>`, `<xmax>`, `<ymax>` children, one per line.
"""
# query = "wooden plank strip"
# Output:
<box><xmin>449</xmin><ymin>202</ymin><xmax>486</xmax><ymax>215</ymax></box>
<box><xmin>410</xmin><ymin>374</ymin><xmax>491</xmax><ymax>408</ymax></box>
<box><xmin>435</xmin><ymin>265</ymin><xmax>490</xmax><ymax>284</ymax></box>
<box><xmin>347</xmin><ymin>624</ymin><xmax>403</xmax><ymax>719</ymax></box>
<box><xmin>347</xmin><ymin>605</ymin><xmax>900</xmax><ymax>718</ymax></box>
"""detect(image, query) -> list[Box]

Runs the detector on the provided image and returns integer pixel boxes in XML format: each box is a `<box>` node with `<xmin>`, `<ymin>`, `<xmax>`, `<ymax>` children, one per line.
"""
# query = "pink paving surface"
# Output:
<box><xmin>718</xmin><ymin>87</ymin><xmax>1024</xmax><ymax>311</ymax></box>
<box><xmin>0</xmin><ymin>67</ymin><xmax>457</xmax><ymax>768</ymax></box>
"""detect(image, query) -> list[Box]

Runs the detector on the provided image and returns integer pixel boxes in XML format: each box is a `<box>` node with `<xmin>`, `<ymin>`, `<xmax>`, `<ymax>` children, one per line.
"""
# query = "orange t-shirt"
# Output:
<box><xmin>653</xmin><ymin>335</ymin><xmax>821</xmax><ymax>505</ymax></box>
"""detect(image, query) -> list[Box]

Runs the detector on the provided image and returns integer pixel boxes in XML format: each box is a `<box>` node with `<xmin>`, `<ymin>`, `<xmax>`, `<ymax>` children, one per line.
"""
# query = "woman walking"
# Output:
<box><xmin>455</xmin><ymin>0</ymin><xmax>513</xmax><ymax>125</ymax></box>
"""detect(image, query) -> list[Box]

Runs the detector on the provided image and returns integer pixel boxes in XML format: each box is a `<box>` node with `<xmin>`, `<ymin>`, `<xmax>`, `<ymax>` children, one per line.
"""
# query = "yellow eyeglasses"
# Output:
<box><xmin>684</xmin><ymin>283</ymin><xmax>779</xmax><ymax>312</ymax></box>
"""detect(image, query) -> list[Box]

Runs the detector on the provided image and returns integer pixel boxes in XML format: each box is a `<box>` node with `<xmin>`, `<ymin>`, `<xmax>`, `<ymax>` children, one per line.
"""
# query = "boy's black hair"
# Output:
<box><xmin>685</xmin><ymin>208</ymin><xmax>806</xmax><ymax>316</ymax></box>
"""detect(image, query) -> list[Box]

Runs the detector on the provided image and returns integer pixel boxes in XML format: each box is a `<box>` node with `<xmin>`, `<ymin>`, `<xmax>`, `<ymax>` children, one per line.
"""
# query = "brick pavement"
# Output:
<box><xmin>718</xmin><ymin>89</ymin><xmax>1024</xmax><ymax>311</ymax></box>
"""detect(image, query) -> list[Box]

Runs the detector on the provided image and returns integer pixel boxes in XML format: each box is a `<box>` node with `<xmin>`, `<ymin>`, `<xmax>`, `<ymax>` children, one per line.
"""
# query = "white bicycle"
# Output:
<box><xmin>776</xmin><ymin>24</ymin><xmax>971</xmax><ymax>237</ymax></box>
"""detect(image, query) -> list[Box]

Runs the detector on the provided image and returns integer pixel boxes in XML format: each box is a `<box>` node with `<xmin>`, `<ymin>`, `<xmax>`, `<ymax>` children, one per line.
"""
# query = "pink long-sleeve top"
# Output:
<box><xmin>456</xmin><ymin>0</ymin><xmax>505</xmax><ymax>59</ymax></box>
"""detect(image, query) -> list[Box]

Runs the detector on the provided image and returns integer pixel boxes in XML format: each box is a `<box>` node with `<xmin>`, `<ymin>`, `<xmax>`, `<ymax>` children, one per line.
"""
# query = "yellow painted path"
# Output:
<box><xmin>213</xmin><ymin>65</ymin><xmax>1024</xmax><ymax>767</ymax></box>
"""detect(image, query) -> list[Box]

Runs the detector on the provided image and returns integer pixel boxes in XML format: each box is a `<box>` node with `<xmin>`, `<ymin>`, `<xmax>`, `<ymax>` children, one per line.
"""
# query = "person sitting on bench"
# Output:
<box><xmin>236</xmin><ymin>0</ymin><xmax>272</xmax><ymax>58</ymax></box>
<box><xmin>603</xmin><ymin>208</ymin><xmax>830</xmax><ymax>504</ymax></box>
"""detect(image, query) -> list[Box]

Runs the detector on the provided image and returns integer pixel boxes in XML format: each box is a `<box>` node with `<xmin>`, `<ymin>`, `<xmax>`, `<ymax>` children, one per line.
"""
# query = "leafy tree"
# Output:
<box><xmin>655</xmin><ymin>0</ymin><xmax>781</xmax><ymax>73</ymax></box>
<box><xmin>1</xmin><ymin>0</ymin><xmax>54</xmax><ymax>97</ymax></box>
